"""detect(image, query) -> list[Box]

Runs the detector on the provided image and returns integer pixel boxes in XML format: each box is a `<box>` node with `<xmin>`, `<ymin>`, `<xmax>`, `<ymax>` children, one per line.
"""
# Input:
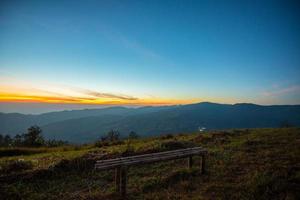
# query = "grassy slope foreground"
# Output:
<box><xmin>0</xmin><ymin>128</ymin><xmax>299</xmax><ymax>200</ymax></box>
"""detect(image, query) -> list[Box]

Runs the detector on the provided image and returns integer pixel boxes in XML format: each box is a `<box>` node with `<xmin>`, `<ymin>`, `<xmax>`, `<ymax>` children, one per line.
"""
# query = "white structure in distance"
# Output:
<box><xmin>198</xmin><ymin>127</ymin><xmax>206</xmax><ymax>132</ymax></box>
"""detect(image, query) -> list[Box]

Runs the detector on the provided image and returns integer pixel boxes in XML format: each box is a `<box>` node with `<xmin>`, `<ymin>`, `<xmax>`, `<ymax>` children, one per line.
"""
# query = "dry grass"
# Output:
<box><xmin>0</xmin><ymin>128</ymin><xmax>299</xmax><ymax>200</ymax></box>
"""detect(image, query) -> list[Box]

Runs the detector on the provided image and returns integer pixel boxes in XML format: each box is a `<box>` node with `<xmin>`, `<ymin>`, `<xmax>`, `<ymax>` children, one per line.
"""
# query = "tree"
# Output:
<box><xmin>13</xmin><ymin>134</ymin><xmax>23</xmax><ymax>146</ymax></box>
<box><xmin>0</xmin><ymin>134</ymin><xmax>3</xmax><ymax>146</ymax></box>
<box><xmin>4</xmin><ymin>134</ymin><xmax>12</xmax><ymax>146</ymax></box>
<box><xmin>100</xmin><ymin>136</ymin><xmax>107</xmax><ymax>142</ymax></box>
<box><xmin>107</xmin><ymin>129</ymin><xmax>120</xmax><ymax>142</ymax></box>
<box><xmin>45</xmin><ymin>139</ymin><xmax>68</xmax><ymax>147</ymax></box>
<box><xmin>128</xmin><ymin>131</ymin><xmax>139</xmax><ymax>139</ymax></box>
<box><xmin>23</xmin><ymin>126</ymin><xmax>44</xmax><ymax>147</ymax></box>
<box><xmin>280</xmin><ymin>120</ymin><xmax>294</xmax><ymax>128</ymax></box>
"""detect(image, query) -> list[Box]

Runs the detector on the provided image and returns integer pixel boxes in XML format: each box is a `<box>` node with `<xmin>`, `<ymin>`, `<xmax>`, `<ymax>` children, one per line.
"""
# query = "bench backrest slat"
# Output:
<box><xmin>95</xmin><ymin>150</ymin><xmax>206</xmax><ymax>170</ymax></box>
<box><xmin>96</xmin><ymin>147</ymin><xmax>203</xmax><ymax>164</ymax></box>
<box><xmin>95</xmin><ymin>147</ymin><xmax>207</xmax><ymax>170</ymax></box>
<box><xmin>95</xmin><ymin>148</ymin><xmax>204</xmax><ymax>166</ymax></box>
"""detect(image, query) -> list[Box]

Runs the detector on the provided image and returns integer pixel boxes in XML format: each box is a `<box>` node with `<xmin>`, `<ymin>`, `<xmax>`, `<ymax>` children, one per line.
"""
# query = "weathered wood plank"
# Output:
<box><xmin>115</xmin><ymin>167</ymin><xmax>121</xmax><ymax>192</ymax></box>
<box><xmin>188</xmin><ymin>155</ymin><xmax>193</xmax><ymax>169</ymax></box>
<box><xmin>96</xmin><ymin>148</ymin><xmax>204</xmax><ymax>164</ymax></box>
<box><xmin>95</xmin><ymin>149</ymin><xmax>205</xmax><ymax>168</ymax></box>
<box><xmin>120</xmin><ymin>167</ymin><xmax>127</xmax><ymax>198</ymax></box>
<box><xmin>95</xmin><ymin>150</ymin><xmax>206</xmax><ymax>169</ymax></box>
<box><xmin>201</xmin><ymin>154</ymin><xmax>206</xmax><ymax>174</ymax></box>
<box><xmin>96</xmin><ymin>147</ymin><xmax>203</xmax><ymax>164</ymax></box>
<box><xmin>95</xmin><ymin>150</ymin><xmax>207</xmax><ymax>169</ymax></box>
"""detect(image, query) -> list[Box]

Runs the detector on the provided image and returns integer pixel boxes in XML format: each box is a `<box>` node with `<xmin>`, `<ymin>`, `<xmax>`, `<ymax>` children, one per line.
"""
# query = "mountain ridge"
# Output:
<box><xmin>1</xmin><ymin>102</ymin><xmax>299</xmax><ymax>143</ymax></box>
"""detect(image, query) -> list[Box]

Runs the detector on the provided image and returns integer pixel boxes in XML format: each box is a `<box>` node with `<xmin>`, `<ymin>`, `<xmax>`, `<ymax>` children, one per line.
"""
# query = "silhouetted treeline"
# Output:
<box><xmin>95</xmin><ymin>129</ymin><xmax>139</xmax><ymax>147</ymax></box>
<box><xmin>0</xmin><ymin>126</ymin><xmax>68</xmax><ymax>147</ymax></box>
<box><xmin>99</xmin><ymin>130</ymin><xmax>139</xmax><ymax>142</ymax></box>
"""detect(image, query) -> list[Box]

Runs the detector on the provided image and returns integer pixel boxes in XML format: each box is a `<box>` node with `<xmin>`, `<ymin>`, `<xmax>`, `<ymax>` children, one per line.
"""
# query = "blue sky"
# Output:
<box><xmin>0</xmin><ymin>0</ymin><xmax>300</xmax><ymax>113</ymax></box>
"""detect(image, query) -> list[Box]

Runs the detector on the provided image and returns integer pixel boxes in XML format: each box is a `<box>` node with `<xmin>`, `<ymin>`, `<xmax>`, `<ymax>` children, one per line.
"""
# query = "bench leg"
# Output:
<box><xmin>115</xmin><ymin>167</ymin><xmax>121</xmax><ymax>192</ymax></box>
<box><xmin>188</xmin><ymin>156</ymin><xmax>193</xmax><ymax>169</ymax></box>
<box><xmin>120</xmin><ymin>167</ymin><xmax>127</xmax><ymax>198</ymax></box>
<box><xmin>200</xmin><ymin>154</ymin><xmax>206</xmax><ymax>174</ymax></box>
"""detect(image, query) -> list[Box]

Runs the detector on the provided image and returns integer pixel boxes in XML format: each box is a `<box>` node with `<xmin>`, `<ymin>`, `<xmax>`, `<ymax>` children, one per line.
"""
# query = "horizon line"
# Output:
<box><xmin>1</xmin><ymin>101</ymin><xmax>300</xmax><ymax>115</ymax></box>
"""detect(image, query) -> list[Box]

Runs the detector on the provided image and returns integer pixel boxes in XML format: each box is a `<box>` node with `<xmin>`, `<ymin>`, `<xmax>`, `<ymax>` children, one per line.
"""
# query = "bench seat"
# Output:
<box><xmin>94</xmin><ymin>147</ymin><xmax>208</xmax><ymax>197</ymax></box>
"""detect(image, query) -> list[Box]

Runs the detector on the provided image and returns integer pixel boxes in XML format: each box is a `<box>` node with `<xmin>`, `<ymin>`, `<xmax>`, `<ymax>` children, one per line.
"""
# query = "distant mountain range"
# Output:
<box><xmin>1</xmin><ymin>102</ymin><xmax>300</xmax><ymax>143</ymax></box>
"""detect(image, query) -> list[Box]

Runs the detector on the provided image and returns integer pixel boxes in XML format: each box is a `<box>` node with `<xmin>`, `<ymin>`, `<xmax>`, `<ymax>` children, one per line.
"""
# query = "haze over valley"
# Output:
<box><xmin>1</xmin><ymin>102</ymin><xmax>299</xmax><ymax>143</ymax></box>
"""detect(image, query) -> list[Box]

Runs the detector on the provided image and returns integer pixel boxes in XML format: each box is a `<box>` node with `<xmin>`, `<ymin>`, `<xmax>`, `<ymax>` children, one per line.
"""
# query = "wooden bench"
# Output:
<box><xmin>94</xmin><ymin>147</ymin><xmax>208</xmax><ymax>197</ymax></box>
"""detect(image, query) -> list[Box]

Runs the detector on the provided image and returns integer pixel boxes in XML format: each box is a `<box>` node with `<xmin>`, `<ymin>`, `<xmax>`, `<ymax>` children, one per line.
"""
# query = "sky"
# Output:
<box><xmin>0</xmin><ymin>0</ymin><xmax>300</xmax><ymax>114</ymax></box>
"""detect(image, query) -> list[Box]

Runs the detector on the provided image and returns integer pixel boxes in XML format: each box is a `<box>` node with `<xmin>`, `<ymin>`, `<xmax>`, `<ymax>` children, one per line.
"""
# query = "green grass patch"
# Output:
<box><xmin>0</xmin><ymin>128</ymin><xmax>299</xmax><ymax>200</ymax></box>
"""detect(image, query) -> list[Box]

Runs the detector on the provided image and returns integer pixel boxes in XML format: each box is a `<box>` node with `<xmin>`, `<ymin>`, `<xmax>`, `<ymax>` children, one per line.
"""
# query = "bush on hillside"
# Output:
<box><xmin>121</xmin><ymin>140</ymin><xmax>135</xmax><ymax>156</ymax></box>
<box><xmin>94</xmin><ymin>140</ymin><xmax>124</xmax><ymax>148</ymax></box>
<box><xmin>160</xmin><ymin>134</ymin><xmax>174</xmax><ymax>140</ymax></box>
<box><xmin>52</xmin><ymin>157</ymin><xmax>95</xmax><ymax>172</ymax></box>
<box><xmin>0</xmin><ymin>148</ymin><xmax>47</xmax><ymax>157</ymax></box>
<box><xmin>128</xmin><ymin>131</ymin><xmax>139</xmax><ymax>139</ymax></box>
<box><xmin>0</xmin><ymin>159</ymin><xmax>33</xmax><ymax>174</ymax></box>
<box><xmin>160</xmin><ymin>140</ymin><xmax>197</xmax><ymax>151</ymax></box>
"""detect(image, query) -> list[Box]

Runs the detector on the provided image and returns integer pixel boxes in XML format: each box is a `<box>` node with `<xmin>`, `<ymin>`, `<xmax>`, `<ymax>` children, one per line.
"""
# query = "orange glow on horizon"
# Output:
<box><xmin>0</xmin><ymin>93</ymin><xmax>200</xmax><ymax>106</ymax></box>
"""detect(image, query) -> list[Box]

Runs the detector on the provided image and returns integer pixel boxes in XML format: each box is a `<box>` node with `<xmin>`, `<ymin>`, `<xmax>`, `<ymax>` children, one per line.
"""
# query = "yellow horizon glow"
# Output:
<box><xmin>0</xmin><ymin>83</ymin><xmax>240</xmax><ymax>106</ymax></box>
<box><xmin>0</xmin><ymin>92</ymin><xmax>200</xmax><ymax>106</ymax></box>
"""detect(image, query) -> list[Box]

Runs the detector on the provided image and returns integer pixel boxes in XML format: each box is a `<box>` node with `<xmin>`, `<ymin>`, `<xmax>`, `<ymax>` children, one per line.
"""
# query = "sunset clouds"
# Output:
<box><xmin>0</xmin><ymin>81</ymin><xmax>198</xmax><ymax>106</ymax></box>
<box><xmin>73</xmin><ymin>88</ymin><xmax>139</xmax><ymax>101</ymax></box>
<box><xmin>0</xmin><ymin>0</ymin><xmax>300</xmax><ymax>114</ymax></box>
<box><xmin>262</xmin><ymin>85</ymin><xmax>300</xmax><ymax>97</ymax></box>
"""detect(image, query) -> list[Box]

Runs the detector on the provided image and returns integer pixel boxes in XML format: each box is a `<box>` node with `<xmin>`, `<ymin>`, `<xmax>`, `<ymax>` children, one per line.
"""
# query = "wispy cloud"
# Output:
<box><xmin>94</xmin><ymin>23</ymin><xmax>162</xmax><ymax>60</ymax></box>
<box><xmin>73</xmin><ymin>88</ymin><xmax>138</xmax><ymax>100</ymax></box>
<box><xmin>262</xmin><ymin>85</ymin><xmax>300</xmax><ymax>97</ymax></box>
<box><xmin>0</xmin><ymin>79</ymin><xmax>139</xmax><ymax>103</ymax></box>
<box><xmin>117</xmin><ymin>35</ymin><xmax>161</xmax><ymax>60</ymax></box>
<box><xmin>0</xmin><ymin>77</ymin><xmax>197</xmax><ymax>105</ymax></box>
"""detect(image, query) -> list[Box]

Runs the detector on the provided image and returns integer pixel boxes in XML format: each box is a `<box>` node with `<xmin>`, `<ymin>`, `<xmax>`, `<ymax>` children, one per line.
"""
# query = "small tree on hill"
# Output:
<box><xmin>107</xmin><ymin>129</ymin><xmax>120</xmax><ymax>142</ymax></box>
<box><xmin>4</xmin><ymin>135</ymin><xmax>12</xmax><ymax>146</ymax></box>
<box><xmin>24</xmin><ymin>126</ymin><xmax>44</xmax><ymax>147</ymax></box>
<box><xmin>100</xmin><ymin>136</ymin><xmax>107</xmax><ymax>142</ymax></box>
<box><xmin>0</xmin><ymin>134</ymin><xmax>3</xmax><ymax>146</ymax></box>
<box><xmin>128</xmin><ymin>131</ymin><xmax>139</xmax><ymax>139</ymax></box>
<box><xmin>280</xmin><ymin>120</ymin><xmax>293</xmax><ymax>128</ymax></box>
<box><xmin>13</xmin><ymin>134</ymin><xmax>23</xmax><ymax>146</ymax></box>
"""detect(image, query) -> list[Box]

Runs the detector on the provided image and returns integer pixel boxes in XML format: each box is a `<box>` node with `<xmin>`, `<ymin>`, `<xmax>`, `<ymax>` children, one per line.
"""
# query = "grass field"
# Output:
<box><xmin>0</xmin><ymin>128</ymin><xmax>299</xmax><ymax>200</ymax></box>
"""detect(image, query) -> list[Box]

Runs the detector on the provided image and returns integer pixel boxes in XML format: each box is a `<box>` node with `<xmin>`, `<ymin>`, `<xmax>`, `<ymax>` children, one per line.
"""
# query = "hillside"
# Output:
<box><xmin>0</xmin><ymin>106</ymin><xmax>172</xmax><ymax>136</ymax></box>
<box><xmin>1</xmin><ymin>102</ymin><xmax>300</xmax><ymax>143</ymax></box>
<box><xmin>0</xmin><ymin>128</ymin><xmax>299</xmax><ymax>200</ymax></box>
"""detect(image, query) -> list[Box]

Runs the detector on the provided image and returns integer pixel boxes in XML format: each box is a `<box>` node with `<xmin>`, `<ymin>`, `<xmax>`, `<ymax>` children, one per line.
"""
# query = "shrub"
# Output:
<box><xmin>94</xmin><ymin>140</ymin><xmax>108</xmax><ymax>148</ymax></box>
<box><xmin>107</xmin><ymin>129</ymin><xmax>120</xmax><ymax>142</ymax></box>
<box><xmin>45</xmin><ymin>139</ymin><xmax>68</xmax><ymax>147</ymax></box>
<box><xmin>94</xmin><ymin>140</ymin><xmax>124</xmax><ymax>148</ymax></box>
<box><xmin>0</xmin><ymin>148</ymin><xmax>47</xmax><ymax>157</ymax></box>
<box><xmin>52</xmin><ymin>156</ymin><xmax>95</xmax><ymax>172</ymax></box>
<box><xmin>122</xmin><ymin>140</ymin><xmax>135</xmax><ymax>156</ymax></box>
<box><xmin>160</xmin><ymin>134</ymin><xmax>174</xmax><ymax>140</ymax></box>
<box><xmin>160</xmin><ymin>140</ymin><xmax>197</xmax><ymax>151</ymax></box>
<box><xmin>23</xmin><ymin>126</ymin><xmax>45</xmax><ymax>147</ymax></box>
<box><xmin>0</xmin><ymin>159</ymin><xmax>33</xmax><ymax>174</ymax></box>
<box><xmin>128</xmin><ymin>131</ymin><xmax>139</xmax><ymax>139</ymax></box>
